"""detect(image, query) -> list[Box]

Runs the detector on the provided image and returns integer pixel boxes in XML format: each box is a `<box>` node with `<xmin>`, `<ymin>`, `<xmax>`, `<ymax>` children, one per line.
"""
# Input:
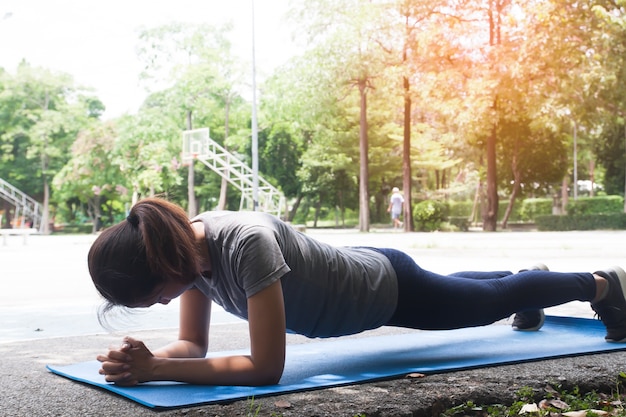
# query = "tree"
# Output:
<box><xmin>113</xmin><ymin>110</ymin><xmax>184</xmax><ymax>207</ymax></box>
<box><xmin>136</xmin><ymin>22</ymin><xmax>246</xmax><ymax>216</ymax></box>
<box><xmin>53</xmin><ymin>121</ymin><xmax>122</xmax><ymax>232</ymax></box>
<box><xmin>0</xmin><ymin>62</ymin><xmax>99</xmax><ymax>232</ymax></box>
<box><xmin>290</xmin><ymin>0</ymin><xmax>393</xmax><ymax>231</ymax></box>
<box><xmin>587</xmin><ymin>1</ymin><xmax>626</xmax><ymax>207</ymax></box>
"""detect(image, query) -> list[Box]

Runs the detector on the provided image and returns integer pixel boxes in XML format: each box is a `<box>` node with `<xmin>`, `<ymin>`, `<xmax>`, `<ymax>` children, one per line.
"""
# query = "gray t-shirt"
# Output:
<box><xmin>191</xmin><ymin>211</ymin><xmax>398</xmax><ymax>338</ymax></box>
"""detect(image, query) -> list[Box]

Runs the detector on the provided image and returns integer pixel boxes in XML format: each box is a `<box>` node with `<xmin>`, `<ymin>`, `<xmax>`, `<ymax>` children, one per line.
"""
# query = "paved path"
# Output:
<box><xmin>2</xmin><ymin>228</ymin><xmax>617</xmax><ymax>342</ymax></box>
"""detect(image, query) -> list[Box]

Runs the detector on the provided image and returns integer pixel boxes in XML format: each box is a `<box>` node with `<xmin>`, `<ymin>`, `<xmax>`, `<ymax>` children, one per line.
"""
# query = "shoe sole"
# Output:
<box><xmin>604</xmin><ymin>266</ymin><xmax>626</xmax><ymax>343</ymax></box>
<box><xmin>512</xmin><ymin>310</ymin><xmax>545</xmax><ymax>332</ymax></box>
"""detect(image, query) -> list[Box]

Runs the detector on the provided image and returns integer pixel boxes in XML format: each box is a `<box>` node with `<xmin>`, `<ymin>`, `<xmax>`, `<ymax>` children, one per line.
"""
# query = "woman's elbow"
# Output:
<box><xmin>253</xmin><ymin>364</ymin><xmax>284</xmax><ymax>386</ymax></box>
<box><xmin>181</xmin><ymin>339</ymin><xmax>208</xmax><ymax>358</ymax></box>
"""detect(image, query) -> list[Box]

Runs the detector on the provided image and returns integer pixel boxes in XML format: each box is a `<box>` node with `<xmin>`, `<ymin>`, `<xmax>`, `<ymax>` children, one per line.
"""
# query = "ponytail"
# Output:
<box><xmin>88</xmin><ymin>198</ymin><xmax>201</xmax><ymax>312</ymax></box>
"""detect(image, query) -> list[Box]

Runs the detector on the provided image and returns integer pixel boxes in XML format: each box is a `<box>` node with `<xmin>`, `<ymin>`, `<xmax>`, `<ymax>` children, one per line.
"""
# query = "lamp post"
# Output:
<box><xmin>250</xmin><ymin>0</ymin><xmax>259</xmax><ymax>211</ymax></box>
<box><xmin>623</xmin><ymin>124</ymin><xmax>626</xmax><ymax>213</ymax></box>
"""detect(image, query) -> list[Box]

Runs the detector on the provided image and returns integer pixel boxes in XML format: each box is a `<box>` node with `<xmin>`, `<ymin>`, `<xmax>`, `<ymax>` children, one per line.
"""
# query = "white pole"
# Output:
<box><xmin>251</xmin><ymin>0</ymin><xmax>259</xmax><ymax>211</ymax></box>
<box><xmin>573</xmin><ymin>122</ymin><xmax>578</xmax><ymax>201</ymax></box>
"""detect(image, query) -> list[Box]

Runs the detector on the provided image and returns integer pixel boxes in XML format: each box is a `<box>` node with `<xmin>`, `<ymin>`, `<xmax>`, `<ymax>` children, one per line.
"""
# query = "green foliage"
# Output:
<box><xmin>594</xmin><ymin>121</ymin><xmax>626</xmax><ymax>196</ymax></box>
<box><xmin>0</xmin><ymin>62</ymin><xmax>105</xmax><ymax>232</ymax></box>
<box><xmin>447</xmin><ymin>216</ymin><xmax>469</xmax><ymax>231</ymax></box>
<box><xmin>443</xmin><ymin>381</ymin><xmax>626</xmax><ymax>417</ymax></box>
<box><xmin>447</xmin><ymin>198</ymin><xmax>553</xmax><ymax>224</ymax></box>
<box><xmin>519</xmin><ymin>198</ymin><xmax>554</xmax><ymax>222</ymax></box>
<box><xmin>536</xmin><ymin>213</ymin><xmax>626</xmax><ymax>231</ymax></box>
<box><xmin>566</xmin><ymin>196</ymin><xmax>624</xmax><ymax>215</ymax></box>
<box><xmin>448</xmin><ymin>201</ymin><xmax>474</xmax><ymax>218</ymax></box>
<box><xmin>292</xmin><ymin>204</ymin><xmax>359</xmax><ymax>228</ymax></box>
<box><xmin>4</xmin><ymin>0</ymin><xmax>626</xmax><ymax>229</ymax></box>
<box><xmin>257</xmin><ymin>123</ymin><xmax>304</xmax><ymax>197</ymax></box>
<box><xmin>246</xmin><ymin>396</ymin><xmax>261</xmax><ymax>417</ymax></box>
<box><xmin>442</xmin><ymin>400</ymin><xmax>489</xmax><ymax>417</ymax></box>
<box><xmin>413</xmin><ymin>200</ymin><xmax>448</xmax><ymax>232</ymax></box>
<box><xmin>51</xmin><ymin>223</ymin><xmax>93</xmax><ymax>235</ymax></box>
<box><xmin>52</xmin><ymin>121</ymin><xmax>121</xmax><ymax>230</ymax></box>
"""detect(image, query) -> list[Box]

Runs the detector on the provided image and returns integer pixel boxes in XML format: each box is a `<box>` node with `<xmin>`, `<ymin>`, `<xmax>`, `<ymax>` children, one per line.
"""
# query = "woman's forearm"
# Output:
<box><xmin>150</xmin><ymin>355</ymin><xmax>283</xmax><ymax>386</ymax></box>
<box><xmin>153</xmin><ymin>339</ymin><xmax>207</xmax><ymax>359</ymax></box>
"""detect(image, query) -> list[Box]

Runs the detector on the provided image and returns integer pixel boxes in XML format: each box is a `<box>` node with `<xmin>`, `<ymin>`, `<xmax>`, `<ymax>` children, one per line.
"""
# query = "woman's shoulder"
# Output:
<box><xmin>195</xmin><ymin>211</ymin><xmax>283</xmax><ymax>240</ymax></box>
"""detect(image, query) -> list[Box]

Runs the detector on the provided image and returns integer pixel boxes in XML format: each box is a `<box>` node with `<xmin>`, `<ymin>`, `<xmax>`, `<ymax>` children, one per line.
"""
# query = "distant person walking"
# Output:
<box><xmin>387</xmin><ymin>187</ymin><xmax>404</xmax><ymax>229</ymax></box>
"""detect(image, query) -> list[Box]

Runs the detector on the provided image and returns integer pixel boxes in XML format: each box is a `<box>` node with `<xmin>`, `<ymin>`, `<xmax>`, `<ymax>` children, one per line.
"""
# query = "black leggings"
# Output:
<box><xmin>375</xmin><ymin>248</ymin><xmax>597</xmax><ymax>330</ymax></box>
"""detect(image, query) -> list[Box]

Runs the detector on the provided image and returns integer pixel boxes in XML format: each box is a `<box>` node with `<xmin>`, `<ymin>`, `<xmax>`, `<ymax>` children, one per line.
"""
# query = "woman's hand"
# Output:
<box><xmin>97</xmin><ymin>337</ymin><xmax>155</xmax><ymax>386</ymax></box>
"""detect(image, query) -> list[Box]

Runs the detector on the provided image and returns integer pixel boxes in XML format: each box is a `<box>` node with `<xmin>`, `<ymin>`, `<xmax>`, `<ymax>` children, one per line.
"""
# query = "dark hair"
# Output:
<box><xmin>88</xmin><ymin>198</ymin><xmax>201</xmax><ymax>316</ymax></box>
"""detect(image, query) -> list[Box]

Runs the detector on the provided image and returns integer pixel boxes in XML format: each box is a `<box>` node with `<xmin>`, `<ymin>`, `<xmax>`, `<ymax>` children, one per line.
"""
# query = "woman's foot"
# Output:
<box><xmin>591</xmin><ymin>266</ymin><xmax>626</xmax><ymax>343</ymax></box>
<box><xmin>512</xmin><ymin>309</ymin><xmax>545</xmax><ymax>331</ymax></box>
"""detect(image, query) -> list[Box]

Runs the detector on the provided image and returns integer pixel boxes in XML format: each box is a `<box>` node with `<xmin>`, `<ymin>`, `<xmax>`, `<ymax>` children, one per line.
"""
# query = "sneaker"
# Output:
<box><xmin>512</xmin><ymin>309</ymin><xmax>545</xmax><ymax>332</ymax></box>
<box><xmin>591</xmin><ymin>266</ymin><xmax>626</xmax><ymax>343</ymax></box>
<box><xmin>512</xmin><ymin>263</ymin><xmax>549</xmax><ymax>331</ymax></box>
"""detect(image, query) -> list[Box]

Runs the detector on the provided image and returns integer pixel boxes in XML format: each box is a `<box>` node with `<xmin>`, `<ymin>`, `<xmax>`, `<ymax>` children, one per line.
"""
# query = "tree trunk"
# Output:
<box><xmin>1</xmin><ymin>201</ymin><xmax>11</xmax><ymax>228</ymax></box>
<box><xmin>313</xmin><ymin>195</ymin><xmax>322</xmax><ymax>228</ymax></box>
<box><xmin>287</xmin><ymin>193</ymin><xmax>303</xmax><ymax>222</ymax></box>
<box><xmin>623</xmin><ymin>123</ymin><xmax>626</xmax><ymax>213</ymax></box>
<box><xmin>501</xmin><ymin>157</ymin><xmax>521</xmax><ymax>229</ymax></box>
<box><xmin>589</xmin><ymin>159</ymin><xmax>595</xmax><ymax>198</ymax></box>
<box><xmin>358</xmin><ymin>79</ymin><xmax>370</xmax><ymax>232</ymax></box>
<box><xmin>402</xmin><ymin>57</ymin><xmax>413</xmax><ymax>231</ymax></box>
<box><xmin>561</xmin><ymin>176</ymin><xmax>569</xmax><ymax>215</ymax></box>
<box><xmin>40</xmin><ymin>91</ymin><xmax>51</xmax><ymax>235</ymax></box>
<box><xmin>484</xmin><ymin>0</ymin><xmax>501</xmax><ymax>232</ymax></box>
<box><xmin>90</xmin><ymin>195</ymin><xmax>101</xmax><ymax>234</ymax></box>
<box><xmin>41</xmin><ymin>142</ymin><xmax>50</xmax><ymax>234</ymax></box>
<box><xmin>470</xmin><ymin>181</ymin><xmax>482</xmax><ymax>226</ymax></box>
<box><xmin>483</xmin><ymin>120</ymin><xmax>498</xmax><ymax>231</ymax></box>
<box><xmin>42</xmin><ymin>177</ymin><xmax>50</xmax><ymax>234</ymax></box>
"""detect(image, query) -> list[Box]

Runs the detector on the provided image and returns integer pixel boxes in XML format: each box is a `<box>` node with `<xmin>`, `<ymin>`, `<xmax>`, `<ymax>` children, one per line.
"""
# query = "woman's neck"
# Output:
<box><xmin>191</xmin><ymin>221</ymin><xmax>212</xmax><ymax>274</ymax></box>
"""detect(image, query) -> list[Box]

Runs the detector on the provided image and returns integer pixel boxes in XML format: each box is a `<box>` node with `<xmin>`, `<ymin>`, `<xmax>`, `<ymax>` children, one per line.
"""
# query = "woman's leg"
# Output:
<box><xmin>448</xmin><ymin>270</ymin><xmax>511</xmax><ymax>279</ymax></box>
<box><xmin>449</xmin><ymin>266</ymin><xmax>548</xmax><ymax>330</ymax></box>
<box><xmin>378</xmin><ymin>249</ymin><xmax>596</xmax><ymax>330</ymax></box>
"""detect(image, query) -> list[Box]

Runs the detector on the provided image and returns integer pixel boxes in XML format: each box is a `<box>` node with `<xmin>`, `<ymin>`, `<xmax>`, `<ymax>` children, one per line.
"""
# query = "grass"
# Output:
<box><xmin>441</xmin><ymin>375</ymin><xmax>626</xmax><ymax>417</ymax></box>
<box><xmin>244</xmin><ymin>374</ymin><xmax>626</xmax><ymax>416</ymax></box>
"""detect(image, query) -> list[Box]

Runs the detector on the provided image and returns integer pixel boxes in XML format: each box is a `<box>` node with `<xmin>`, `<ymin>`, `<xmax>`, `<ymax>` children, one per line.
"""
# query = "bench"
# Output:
<box><xmin>0</xmin><ymin>228</ymin><xmax>37</xmax><ymax>245</ymax></box>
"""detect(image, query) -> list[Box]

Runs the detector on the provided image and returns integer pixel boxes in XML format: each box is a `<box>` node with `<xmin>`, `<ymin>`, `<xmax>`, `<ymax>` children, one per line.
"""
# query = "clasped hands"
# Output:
<box><xmin>97</xmin><ymin>337</ymin><xmax>154</xmax><ymax>386</ymax></box>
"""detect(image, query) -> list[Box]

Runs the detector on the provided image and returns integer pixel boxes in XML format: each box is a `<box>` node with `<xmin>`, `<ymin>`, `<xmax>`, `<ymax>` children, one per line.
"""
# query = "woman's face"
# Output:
<box><xmin>130</xmin><ymin>279</ymin><xmax>192</xmax><ymax>308</ymax></box>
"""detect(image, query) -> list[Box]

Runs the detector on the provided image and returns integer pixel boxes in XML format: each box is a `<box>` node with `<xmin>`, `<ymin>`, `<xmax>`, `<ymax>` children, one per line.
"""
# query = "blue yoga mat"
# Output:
<box><xmin>47</xmin><ymin>316</ymin><xmax>626</xmax><ymax>409</ymax></box>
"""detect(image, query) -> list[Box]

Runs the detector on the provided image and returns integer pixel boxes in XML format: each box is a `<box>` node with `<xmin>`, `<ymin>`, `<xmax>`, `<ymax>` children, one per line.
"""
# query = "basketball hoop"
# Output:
<box><xmin>182</xmin><ymin>152</ymin><xmax>199</xmax><ymax>167</ymax></box>
<box><xmin>182</xmin><ymin>128</ymin><xmax>209</xmax><ymax>165</ymax></box>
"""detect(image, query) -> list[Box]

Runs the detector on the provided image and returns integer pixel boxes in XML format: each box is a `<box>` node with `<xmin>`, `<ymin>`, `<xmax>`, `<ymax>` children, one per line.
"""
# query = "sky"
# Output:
<box><xmin>0</xmin><ymin>0</ymin><xmax>297</xmax><ymax>119</ymax></box>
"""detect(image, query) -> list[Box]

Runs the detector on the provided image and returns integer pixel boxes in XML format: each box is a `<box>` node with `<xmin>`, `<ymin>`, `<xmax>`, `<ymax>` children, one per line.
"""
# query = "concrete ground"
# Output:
<box><xmin>1</xmin><ymin>228</ymin><xmax>625</xmax><ymax>416</ymax></box>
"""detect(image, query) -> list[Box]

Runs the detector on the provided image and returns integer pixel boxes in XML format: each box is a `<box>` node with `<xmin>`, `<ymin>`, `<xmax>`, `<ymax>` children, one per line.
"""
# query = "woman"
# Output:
<box><xmin>89</xmin><ymin>198</ymin><xmax>626</xmax><ymax>387</ymax></box>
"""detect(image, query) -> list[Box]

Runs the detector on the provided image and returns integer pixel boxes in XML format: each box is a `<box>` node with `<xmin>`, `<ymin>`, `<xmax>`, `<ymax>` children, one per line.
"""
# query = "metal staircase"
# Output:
<box><xmin>0</xmin><ymin>178</ymin><xmax>42</xmax><ymax>231</ymax></box>
<box><xmin>182</xmin><ymin>128</ymin><xmax>285</xmax><ymax>217</ymax></box>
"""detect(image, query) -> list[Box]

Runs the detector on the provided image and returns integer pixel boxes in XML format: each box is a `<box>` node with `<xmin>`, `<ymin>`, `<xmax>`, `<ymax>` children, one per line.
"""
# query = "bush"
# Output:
<box><xmin>51</xmin><ymin>223</ymin><xmax>94</xmax><ymax>234</ymax></box>
<box><xmin>414</xmin><ymin>200</ymin><xmax>448</xmax><ymax>232</ymax></box>
<box><xmin>447</xmin><ymin>198</ymin><xmax>551</xmax><ymax>223</ymax></box>
<box><xmin>448</xmin><ymin>200</ymin><xmax>473</xmax><ymax>218</ymax></box>
<box><xmin>448</xmin><ymin>216</ymin><xmax>469</xmax><ymax>231</ymax></box>
<box><xmin>566</xmin><ymin>195</ymin><xmax>624</xmax><ymax>215</ymax></box>
<box><xmin>536</xmin><ymin>213</ymin><xmax>626</xmax><ymax>231</ymax></box>
<box><xmin>519</xmin><ymin>198</ymin><xmax>553</xmax><ymax>221</ymax></box>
